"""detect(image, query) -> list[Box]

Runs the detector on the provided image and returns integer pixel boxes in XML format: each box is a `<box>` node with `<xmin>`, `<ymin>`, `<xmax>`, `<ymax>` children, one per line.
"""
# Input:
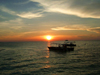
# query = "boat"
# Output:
<box><xmin>48</xmin><ymin>40</ymin><xmax>76</xmax><ymax>52</ymax></box>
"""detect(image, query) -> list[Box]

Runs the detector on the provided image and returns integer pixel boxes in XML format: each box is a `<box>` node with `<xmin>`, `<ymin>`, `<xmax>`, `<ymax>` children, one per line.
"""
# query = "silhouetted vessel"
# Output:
<box><xmin>48</xmin><ymin>40</ymin><xmax>76</xmax><ymax>52</ymax></box>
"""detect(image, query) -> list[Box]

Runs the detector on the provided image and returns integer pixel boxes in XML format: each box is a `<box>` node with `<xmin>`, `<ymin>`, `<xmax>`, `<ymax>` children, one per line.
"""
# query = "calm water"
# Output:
<box><xmin>0</xmin><ymin>41</ymin><xmax>100</xmax><ymax>75</ymax></box>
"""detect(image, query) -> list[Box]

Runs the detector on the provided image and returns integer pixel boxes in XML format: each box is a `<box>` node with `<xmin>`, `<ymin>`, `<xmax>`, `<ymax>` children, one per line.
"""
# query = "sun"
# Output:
<box><xmin>46</xmin><ymin>35</ymin><xmax>52</xmax><ymax>40</ymax></box>
<box><xmin>43</xmin><ymin>35</ymin><xmax>54</xmax><ymax>41</ymax></box>
<box><xmin>44</xmin><ymin>35</ymin><xmax>53</xmax><ymax>41</ymax></box>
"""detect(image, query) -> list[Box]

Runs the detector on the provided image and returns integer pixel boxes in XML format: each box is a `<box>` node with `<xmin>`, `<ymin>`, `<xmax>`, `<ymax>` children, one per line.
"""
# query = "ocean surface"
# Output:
<box><xmin>0</xmin><ymin>41</ymin><xmax>100</xmax><ymax>75</ymax></box>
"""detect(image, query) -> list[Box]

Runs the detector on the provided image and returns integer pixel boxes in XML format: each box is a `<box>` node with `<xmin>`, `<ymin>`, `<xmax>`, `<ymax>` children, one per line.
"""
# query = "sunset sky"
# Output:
<box><xmin>0</xmin><ymin>0</ymin><xmax>100</xmax><ymax>42</ymax></box>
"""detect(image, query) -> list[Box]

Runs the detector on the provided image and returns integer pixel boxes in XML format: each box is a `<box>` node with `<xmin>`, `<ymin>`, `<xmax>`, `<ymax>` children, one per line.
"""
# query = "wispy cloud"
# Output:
<box><xmin>17</xmin><ymin>12</ymin><xmax>43</xmax><ymax>19</ymax></box>
<box><xmin>0</xmin><ymin>15</ymin><xmax>7</xmax><ymax>19</ymax></box>
<box><xmin>0</xmin><ymin>6</ymin><xmax>16</xmax><ymax>15</ymax></box>
<box><xmin>0</xmin><ymin>6</ymin><xmax>43</xmax><ymax>19</ymax></box>
<box><xmin>0</xmin><ymin>18</ymin><xmax>30</xmax><ymax>38</ymax></box>
<box><xmin>51</xmin><ymin>25</ymin><xmax>100</xmax><ymax>33</ymax></box>
<box><xmin>0</xmin><ymin>18</ymin><xmax>23</xmax><ymax>30</ymax></box>
<box><xmin>52</xmin><ymin>25</ymin><xmax>88</xmax><ymax>30</ymax></box>
<box><xmin>87</xmin><ymin>27</ymin><xmax>100</xmax><ymax>33</ymax></box>
<box><xmin>31</xmin><ymin>0</ymin><xmax>100</xmax><ymax>18</ymax></box>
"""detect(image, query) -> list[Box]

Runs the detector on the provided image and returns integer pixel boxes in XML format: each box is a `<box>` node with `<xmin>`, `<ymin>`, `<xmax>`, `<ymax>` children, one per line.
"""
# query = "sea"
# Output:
<box><xmin>0</xmin><ymin>41</ymin><xmax>100</xmax><ymax>75</ymax></box>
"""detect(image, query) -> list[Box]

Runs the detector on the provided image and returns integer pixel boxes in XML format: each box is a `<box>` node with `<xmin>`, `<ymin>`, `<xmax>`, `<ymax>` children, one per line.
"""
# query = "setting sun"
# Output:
<box><xmin>43</xmin><ymin>35</ymin><xmax>53</xmax><ymax>41</ymax></box>
<box><xmin>43</xmin><ymin>35</ymin><xmax>55</xmax><ymax>41</ymax></box>
<box><xmin>46</xmin><ymin>35</ymin><xmax>52</xmax><ymax>40</ymax></box>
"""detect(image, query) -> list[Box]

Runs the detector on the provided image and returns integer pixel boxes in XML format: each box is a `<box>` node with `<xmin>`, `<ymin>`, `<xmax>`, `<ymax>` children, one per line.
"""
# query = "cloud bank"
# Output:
<box><xmin>51</xmin><ymin>25</ymin><xmax>100</xmax><ymax>33</ymax></box>
<box><xmin>31</xmin><ymin>0</ymin><xmax>100</xmax><ymax>18</ymax></box>
<box><xmin>1</xmin><ymin>0</ymin><xmax>100</xmax><ymax>19</ymax></box>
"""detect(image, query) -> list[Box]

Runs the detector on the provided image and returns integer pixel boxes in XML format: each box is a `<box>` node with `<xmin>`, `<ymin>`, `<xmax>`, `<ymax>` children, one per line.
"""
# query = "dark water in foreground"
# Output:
<box><xmin>0</xmin><ymin>41</ymin><xmax>100</xmax><ymax>75</ymax></box>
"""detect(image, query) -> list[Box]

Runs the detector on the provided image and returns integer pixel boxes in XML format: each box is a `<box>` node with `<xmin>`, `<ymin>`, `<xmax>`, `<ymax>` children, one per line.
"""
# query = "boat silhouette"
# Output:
<box><xmin>48</xmin><ymin>40</ymin><xmax>76</xmax><ymax>52</ymax></box>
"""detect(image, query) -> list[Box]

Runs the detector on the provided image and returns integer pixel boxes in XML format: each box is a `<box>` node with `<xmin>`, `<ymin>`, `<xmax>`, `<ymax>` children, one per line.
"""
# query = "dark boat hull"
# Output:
<box><xmin>48</xmin><ymin>47</ymin><xmax>74</xmax><ymax>52</ymax></box>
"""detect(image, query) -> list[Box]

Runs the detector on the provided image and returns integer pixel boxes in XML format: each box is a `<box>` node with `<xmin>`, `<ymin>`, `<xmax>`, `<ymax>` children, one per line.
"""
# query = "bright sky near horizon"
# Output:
<box><xmin>0</xmin><ymin>0</ymin><xmax>100</xmax><ymax>42</ymax></box>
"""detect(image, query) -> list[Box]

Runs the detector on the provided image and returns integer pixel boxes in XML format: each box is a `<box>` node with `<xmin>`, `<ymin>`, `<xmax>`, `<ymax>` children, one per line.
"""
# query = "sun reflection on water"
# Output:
<box><xmin>44</xmin><ymin>65</ymin><xmax>51</xmax><ymax>69</ymax></box>
<box><xmin>43</xmin><ymin>45</ymin><xmax>51</xmax><ymax>69</ymax></box>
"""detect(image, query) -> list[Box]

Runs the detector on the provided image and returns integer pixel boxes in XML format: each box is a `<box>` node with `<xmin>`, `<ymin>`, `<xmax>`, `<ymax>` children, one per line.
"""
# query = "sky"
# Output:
<box><xmin>0</xmin><ymin>0</ymin><xmax>100</xmax><ymax>42</ymax></box>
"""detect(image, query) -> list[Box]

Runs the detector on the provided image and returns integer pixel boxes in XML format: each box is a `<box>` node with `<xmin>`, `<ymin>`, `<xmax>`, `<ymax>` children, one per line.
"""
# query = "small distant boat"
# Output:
<box><xmin>48</xmin><ymin>40</ymin><xmax>76</xmax><ymax>52</ymax></box>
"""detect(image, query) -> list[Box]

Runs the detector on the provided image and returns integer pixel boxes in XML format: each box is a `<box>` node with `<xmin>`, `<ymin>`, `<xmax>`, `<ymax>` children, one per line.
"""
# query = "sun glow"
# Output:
<box><xmin>46</xmin><ymin>35</ymin><xmax>52</xmax><ymax>40</ymax></box>
<box><xmin>44</xmin><ymin>35</ymin><xmax>53</xmax><ymax>41</ymax></box>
